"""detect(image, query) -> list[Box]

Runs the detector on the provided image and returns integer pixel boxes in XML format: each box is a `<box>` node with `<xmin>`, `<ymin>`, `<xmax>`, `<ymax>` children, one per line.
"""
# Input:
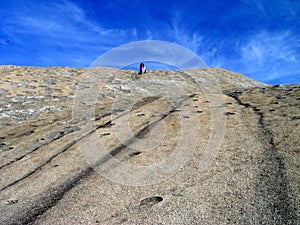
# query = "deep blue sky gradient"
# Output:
<box><xmin>0</xmin><ymin>0</ymin><xmax>299</xmax><ymax>84</ymax></box>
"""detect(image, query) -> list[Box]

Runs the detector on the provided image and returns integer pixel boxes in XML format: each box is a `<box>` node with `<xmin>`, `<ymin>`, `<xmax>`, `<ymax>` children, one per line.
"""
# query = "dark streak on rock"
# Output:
<box><xmin>3</xmin><ymin>168</ymin><xmax>95</xmax><ymax>225</ymax></box>
<box><xmin>169</xmin><ymin>109</ymin><xmax>182</xmax><ymax>113</ymax></box>
<box><xmin>100</xmin><ymin>132</ymin><xmax>110</xmax><ymax>137</ymax></box>
<box><xmin>226</xmin><ymin>90</ymin><xmax>298</xmax><ymax>224</ymax></box>
<box><xmin>109</xmin><ymin>96</ymin><xmax>189</xmax><ymax>157</ymax></box>
<box><xmin>0</xmin><ymin>126</ymin><xmax>80</xmax><ymax>170</ymax></box>
<box><xmin>129</xmin><ymin>151</ymin><xmax>142</xmax><ymax>157</ymax></box>
<box><xmin>15</xmin><ymin>130</ymin><xmax>35</xmax><ymax>138</ymax></box>
<box><xmin>96</xmin><ymin>120</ymin><xmax>114</xmax><ymax>129</ymax></box>
<box><xmin>224</xmin><ymin>112</ymin><xmax>235</xmax><ymax>116</ymax></box>
<box><xmin>291</xmin><ymin>116</ymin><xmax>300</xmax><ymax>120</ymax></box>
<box><xmin>140</xmin><ymin>196</ymin><xmax>163</xmax><ymax>207</ymax></box>
<box><xmin>0</xmin><ymin>94</ymin><xmax>194</xmax><ymax>224</ymax></box>
<box><xmin>132</xmin><ymin>96</ymin><xmax>161</xmax><ymax>110</ymax></box>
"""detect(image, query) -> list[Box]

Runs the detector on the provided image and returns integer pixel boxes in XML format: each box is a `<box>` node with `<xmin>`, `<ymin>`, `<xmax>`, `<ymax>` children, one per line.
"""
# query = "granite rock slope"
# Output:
<box><xmin>0</xmin><ymin>66</ymin><xmax>299</xmax><ymax>224</ymax></box>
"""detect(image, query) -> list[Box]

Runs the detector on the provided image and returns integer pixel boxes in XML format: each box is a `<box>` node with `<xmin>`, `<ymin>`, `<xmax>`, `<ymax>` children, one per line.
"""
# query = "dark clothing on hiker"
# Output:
<box><xmin>139</xmin><ymin>63</ymin><xmax>146</xmax><ymax>74</ymax></box>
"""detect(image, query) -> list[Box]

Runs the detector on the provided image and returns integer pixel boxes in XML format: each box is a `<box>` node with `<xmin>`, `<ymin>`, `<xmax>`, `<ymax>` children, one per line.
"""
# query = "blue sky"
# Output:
<box><xmin>0</xmin><ymin>0</ymin><xmax>299</xmax><ymax>84</ymax></box>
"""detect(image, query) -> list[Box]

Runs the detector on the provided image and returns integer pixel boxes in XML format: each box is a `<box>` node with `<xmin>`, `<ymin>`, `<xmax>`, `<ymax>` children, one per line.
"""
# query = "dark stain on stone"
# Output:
<box><xmin>140</xmin><ymin>196</ymin><xmax>163</xmax><ymax>207</ymax></box>
<box><xmin>132</xmin><ymin>96</ymin><xmax>161</xmax><ymax>110</ymax></box>
<box><xmin>169</xmin><ymin>109</ymin><xmax>182</xmax><ymax>113</ymax></box>
<box><xmin>100</xmin><ymin>132</ymin><xmax>110</xmax><ymax>137</ymax></box>
<box><xmin>97</xmin><ymin>120</ymin><xmax>114</xmax><ymax>129</ymax></box>
<box><xmin>109</xmin><ymin>144</ymin><xmax>127</xmax><ymax>157</ymax></box>
<box><xmin>112</xmin><ymin>108</ymin><xmax>125</xmax><ymax>114</ymax></box>
<box><xmin>6</xmin><ymin>199</ymin><xmax>18</xmax><ymax>205</ymax></box>
<box><xmin>291</xmin><ymin>116</ymin><xmax>300</xmax><ymax>120</ymax></box>
<box><xmin>224</xmin><ymin>112</ymin><xmax>235</xmax><ymax>116</ymax></box>
<box><xmin>3</xmin><ymin>146</ymin><xmax>14</xmax><ymax>151</ymax></box>
<box><xmin>189</xmin><ymin>93</ymin><xmax>198</xmax><ymax>98</ymax></box>
<box><xmin>129</xmin><ymin>151</ymin><xmax>142</xmax><ymax>157</ymax></box>
<box><xmin>226</xmin><ymin>89</ymin><xmax>299</xmax><ymax>224</ymax></box>
<box><xmin>16</xmin><ymin>130</ymin><xmax>35</xmax><ymax>138</ymax></box>
<box><xmin>135</xmin><ymin>126</ymin><xmax>151</xmax><ymax>139</ymax></box>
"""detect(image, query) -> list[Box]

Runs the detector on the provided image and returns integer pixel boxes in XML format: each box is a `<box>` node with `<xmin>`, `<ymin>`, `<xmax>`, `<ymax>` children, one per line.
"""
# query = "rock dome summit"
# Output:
<box><xmin>0</xmin><ymin>66</ymin><xmax>299</xmax><ymax>224</ymax></box>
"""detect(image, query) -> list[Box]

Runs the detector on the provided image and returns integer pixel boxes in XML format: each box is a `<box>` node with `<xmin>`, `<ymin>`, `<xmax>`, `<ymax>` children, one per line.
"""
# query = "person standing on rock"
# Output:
<box><xmin>139</xmin><ymin>63</ymin><xmax>146</xmax><ymax>74</ymax></box>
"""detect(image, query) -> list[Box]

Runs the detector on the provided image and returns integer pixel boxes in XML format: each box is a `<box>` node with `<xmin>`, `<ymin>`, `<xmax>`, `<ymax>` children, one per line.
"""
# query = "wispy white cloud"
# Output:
<box><xmin>285</xmin><ymin>0</ymin><xmax>297</xmax><ymax>16</ymax></box>
<box><xmin>241</xmin><ymin>0</ymin><xmax>298</xmax><ymax>20</ymax></box>
<box><xmin>1</xmin><ymin>0</ymin><xmax>142</xmax><ymax>66</ymax></box>
<box><xmin>238</xmin><ymin>30</ymin><xmax>299</xmax><ymax>82</ymax></box>
<box><xmin>253</xmin><ymin>0</ymin><xmax>270</xmax><ymax>21</ymax></box>
<box><xmin>5</xmin><ymin>1</ymin><xmax>105</xmax><ymax>41</ymax></box>
<box><xmin>240</xmin><ymin>31</ymin><xmax>297</xmax><ymax>64</ymax></box>
<box><xmin>145</xmin><ymin>30</ymin><xmax>153</xmax><ymax>40</ymax></box>
<box><xmin>242</xmin><ymin>0</ymin><xmax>270</xmax><ymax>21</ymax></box>
<box><xmin>199</xmin><ymin>29</ymin><xmax>299</xmax><ymax>84</ymax></box>
<box><xmin>171</xmin><ymin>11</ymin><xmax>204</xmax><ymax>53</ymax></box>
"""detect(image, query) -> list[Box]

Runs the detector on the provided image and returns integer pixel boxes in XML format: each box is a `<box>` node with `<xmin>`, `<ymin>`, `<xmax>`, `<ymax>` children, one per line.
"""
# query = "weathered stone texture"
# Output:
<box><xmin>0</xmin><ymin>66</ymin><xmax>299</xmax><ymax>224</ymax></box>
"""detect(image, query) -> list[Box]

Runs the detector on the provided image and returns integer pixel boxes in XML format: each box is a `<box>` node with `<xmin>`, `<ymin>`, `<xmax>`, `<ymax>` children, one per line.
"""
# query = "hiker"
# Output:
<box><xmin>139</xmin><ymin>63</ymin><xmax>146</xmax><ymax>74</ymax></box>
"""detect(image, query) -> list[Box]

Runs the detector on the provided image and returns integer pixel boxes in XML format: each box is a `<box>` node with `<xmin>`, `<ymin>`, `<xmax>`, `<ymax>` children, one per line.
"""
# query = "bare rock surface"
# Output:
<box><xmin>0</xmin><ymin>66</ymin><xmax>299</xmax><ymax>224</ymax></box>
